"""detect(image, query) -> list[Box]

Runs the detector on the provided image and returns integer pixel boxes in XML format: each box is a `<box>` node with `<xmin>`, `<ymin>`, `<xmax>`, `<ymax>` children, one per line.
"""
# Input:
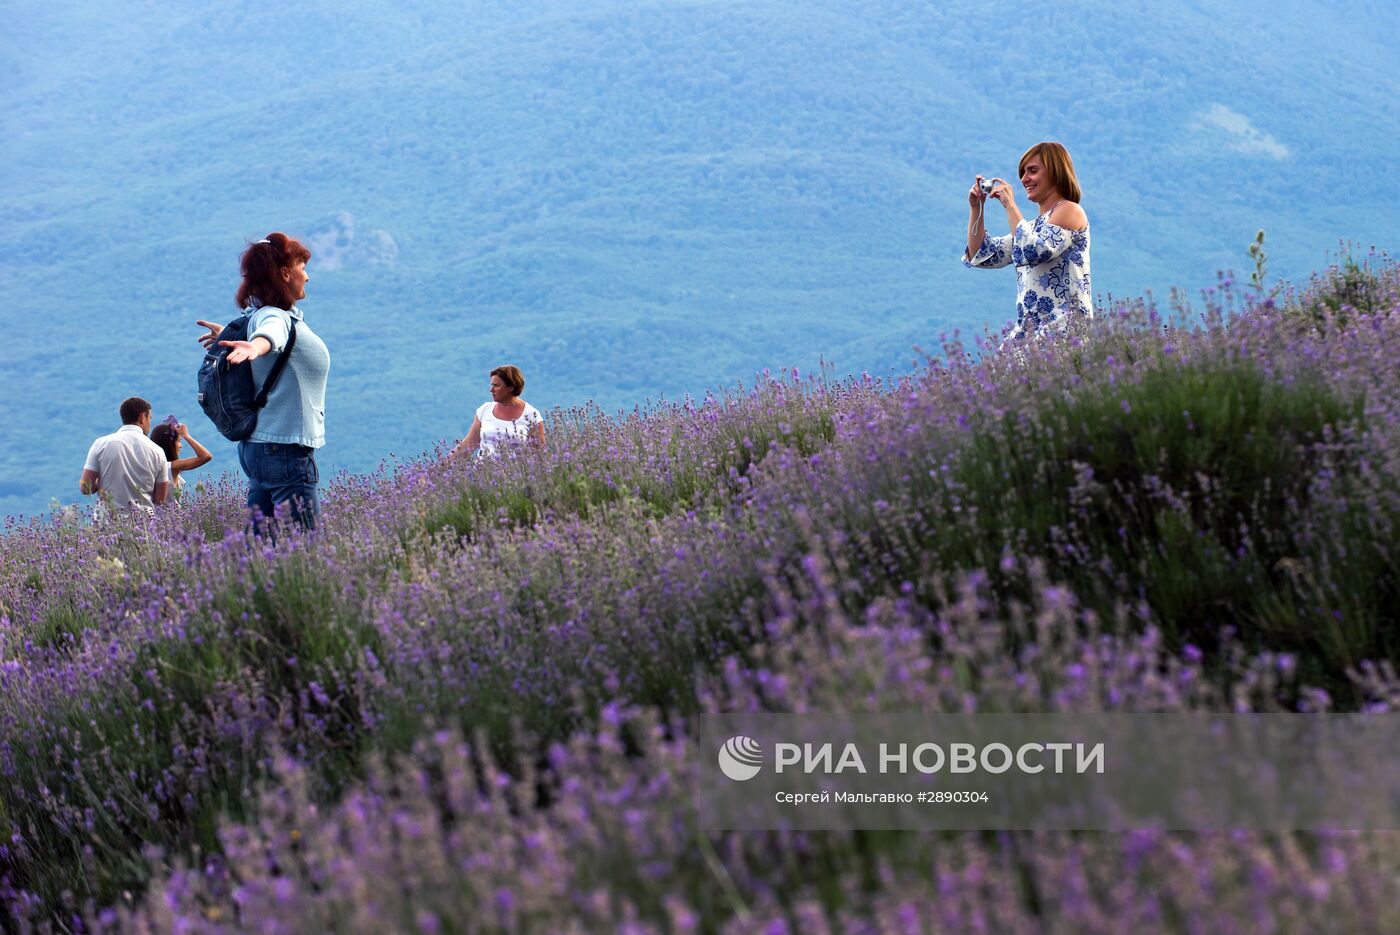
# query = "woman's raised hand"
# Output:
<box><xmin>989</xmin><ymin>180</ymin><xmax>1016</xmax><ymax>209</ymax></box>
<box><xmin>968</xmin><ymin>176</ymin><xmax>989</xmax><ymax>209</ymax></box>
<box><xmin>219</xmin><ymin>340</ymin><xmax>263</xmax><ymax>365</ymax></box>
<box><xmin>195</xmin><ymin>320</ymin><xmax>223</xmax><ymax>350</ymax></box>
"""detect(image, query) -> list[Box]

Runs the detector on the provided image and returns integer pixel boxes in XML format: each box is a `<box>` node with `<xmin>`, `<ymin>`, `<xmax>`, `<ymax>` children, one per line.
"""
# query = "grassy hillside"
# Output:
<box><xmin>0</xmin><ymin>255</ymin><xmax>1397</xmax><ymax>931</ymax></box>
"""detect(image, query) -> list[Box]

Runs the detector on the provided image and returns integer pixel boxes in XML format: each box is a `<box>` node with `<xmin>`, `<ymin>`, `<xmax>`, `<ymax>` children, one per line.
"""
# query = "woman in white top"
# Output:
<box><xmin>963</xmin><ymin>141</ymin><xmax>1091</xmax><ymax>345</ymax></box>
<box><xmin>450</xmin><ymin>365</ymin><xmax>545</xmax><ymax>459</ymax></box>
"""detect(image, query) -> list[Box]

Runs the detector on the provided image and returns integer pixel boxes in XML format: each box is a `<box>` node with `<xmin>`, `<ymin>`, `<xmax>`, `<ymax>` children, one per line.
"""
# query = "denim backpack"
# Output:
<box><xmin>197</xmin><ymin>313</ymin><xmax>298</xmax><ymax>442</ymax></box>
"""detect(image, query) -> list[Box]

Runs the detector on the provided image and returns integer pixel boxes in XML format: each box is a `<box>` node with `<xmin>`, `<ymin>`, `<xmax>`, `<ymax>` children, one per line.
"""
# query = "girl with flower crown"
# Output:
<box><xmin>148</xmin><ymin>416</ymin><xmax>213</xmax><ymax>498</ymax></box>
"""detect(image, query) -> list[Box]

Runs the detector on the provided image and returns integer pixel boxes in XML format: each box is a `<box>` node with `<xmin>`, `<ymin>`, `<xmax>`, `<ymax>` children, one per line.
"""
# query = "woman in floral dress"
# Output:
<box><xmin>963</xmin><ymin>141</ymin><xmax>1091</xmax><ymax>346</ymax></box>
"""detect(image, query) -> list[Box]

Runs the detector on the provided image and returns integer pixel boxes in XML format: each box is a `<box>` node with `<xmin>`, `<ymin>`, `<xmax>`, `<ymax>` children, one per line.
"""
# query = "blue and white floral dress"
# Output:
<box><xmin>963</xmin><ymin>211</ymin><xmax>1092</xmax><ymax>343</ymax></box>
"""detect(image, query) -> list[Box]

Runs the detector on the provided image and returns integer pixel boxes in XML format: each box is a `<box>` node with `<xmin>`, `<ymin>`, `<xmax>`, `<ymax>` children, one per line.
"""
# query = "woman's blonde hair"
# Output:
<box><xmin>1018</xmin><ymin>142</ymin><xmax>1082</xmax><ymax>203</ymax></box>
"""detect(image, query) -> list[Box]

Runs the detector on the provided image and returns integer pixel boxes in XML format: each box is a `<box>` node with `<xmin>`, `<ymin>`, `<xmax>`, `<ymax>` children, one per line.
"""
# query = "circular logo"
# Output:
<box><xmin>718</xmin><ymin>735</ymin><xmax>763</xmax><ymax>781</ymax></box>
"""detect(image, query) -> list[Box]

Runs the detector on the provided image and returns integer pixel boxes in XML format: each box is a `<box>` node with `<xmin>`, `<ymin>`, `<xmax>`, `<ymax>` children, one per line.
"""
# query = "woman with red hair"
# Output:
<box><xmin>197</xmin><ymin>232</ymin><xmax>330</xmax><ymax>529</ymax></box>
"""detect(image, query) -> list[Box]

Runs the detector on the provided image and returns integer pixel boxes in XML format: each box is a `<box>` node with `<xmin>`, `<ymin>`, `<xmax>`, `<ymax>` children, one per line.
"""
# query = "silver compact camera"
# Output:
<box><xmin>978</xmin><ymin>177</ymin><xmax>997</xmax><ymax>195</ymax></box>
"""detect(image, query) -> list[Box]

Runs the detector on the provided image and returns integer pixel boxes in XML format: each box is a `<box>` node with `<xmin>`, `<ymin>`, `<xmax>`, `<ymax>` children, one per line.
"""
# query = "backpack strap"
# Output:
<box><xmin>252</xmin><ymin>319</ymin><xmax>298</xmax><ymax>409</ymax></box>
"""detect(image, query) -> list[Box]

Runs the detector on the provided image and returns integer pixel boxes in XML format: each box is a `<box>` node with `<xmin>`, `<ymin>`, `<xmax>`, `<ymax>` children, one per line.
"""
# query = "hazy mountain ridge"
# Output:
<box><xmin>2</xmin><ymin>0</ymin><xmax>1396</xmax><ymax>518</ymax></box>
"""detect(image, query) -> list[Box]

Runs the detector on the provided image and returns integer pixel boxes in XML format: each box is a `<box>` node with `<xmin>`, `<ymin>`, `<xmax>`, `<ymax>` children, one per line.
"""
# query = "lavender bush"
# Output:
<box><xmin>0</xmin><ymin>257</ymin><xmax>1397</xmax><ymax>932</ymax></box>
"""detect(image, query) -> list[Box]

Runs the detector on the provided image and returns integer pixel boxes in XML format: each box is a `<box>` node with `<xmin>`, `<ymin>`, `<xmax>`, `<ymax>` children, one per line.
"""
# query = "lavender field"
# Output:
<box><xmin>3</xmin><ymin>256</ymin><xmax>1399</xmax><ymax>933</ymax></box>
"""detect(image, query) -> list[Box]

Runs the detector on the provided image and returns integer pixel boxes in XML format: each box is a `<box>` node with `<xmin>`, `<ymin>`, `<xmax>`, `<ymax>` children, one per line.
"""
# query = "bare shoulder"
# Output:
<box><xmin>1050</xmin><ymin>201</ymin><xmax>1088</xmax><ymax>231</ymax></box>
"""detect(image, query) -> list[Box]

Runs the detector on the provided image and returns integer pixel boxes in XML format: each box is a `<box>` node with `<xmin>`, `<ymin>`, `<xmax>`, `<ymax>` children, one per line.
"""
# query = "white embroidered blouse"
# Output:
<box><xmin>963</xmin><ymin>210</ymin><xmax>1092</xmax><ymax>343</ymax></box>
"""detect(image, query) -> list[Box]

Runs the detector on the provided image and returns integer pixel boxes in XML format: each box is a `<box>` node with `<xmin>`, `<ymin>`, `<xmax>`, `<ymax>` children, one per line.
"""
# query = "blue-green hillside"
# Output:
<box><xmin>1</xmin><ymin>0</ymin><xmax>1397</xmax><ymax>518</ymax></box>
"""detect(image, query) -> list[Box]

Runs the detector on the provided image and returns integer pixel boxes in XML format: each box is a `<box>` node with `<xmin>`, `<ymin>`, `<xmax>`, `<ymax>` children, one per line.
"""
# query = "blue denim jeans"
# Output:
<box><xmin>238</xmin><ymin>441</ymin><xmax>319</xmax><ymax>531</ymax></box>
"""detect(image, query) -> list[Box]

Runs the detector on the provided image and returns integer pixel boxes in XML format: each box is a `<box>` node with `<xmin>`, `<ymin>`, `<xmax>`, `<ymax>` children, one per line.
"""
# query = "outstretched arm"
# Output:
<box><xmin>196</xmin><ymin>320</ymin><xmax>223</xmax><ymax>349</ymax></box>
<box><xmin>219</xmin><ymin>336</ymin><xmax>272</xmax><ymax>365</ymax></box>
<box><xmin>199</xmin><ymin>315</ymin><xmax>273</xmax><ymax>363</ymax></box>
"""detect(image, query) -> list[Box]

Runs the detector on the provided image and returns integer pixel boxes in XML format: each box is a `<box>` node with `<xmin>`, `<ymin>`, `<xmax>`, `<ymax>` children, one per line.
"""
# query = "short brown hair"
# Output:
<box><xmin>1018</xmin><ymin>142</ymin><xmax>1082</xmax><ymax>203</ymax></box>
<box><xmin>490</xmin><ymin>365</ymin><xmax>525</xmax><ymax>396</ymax></box>
<box><xmin>119</xmin><ymin>397</ymin><xmax>151</xmax><ymax>425</ymax></box>
<box><xmin>236</xmin><ymin>232</ymin><xmax>312</xmax><ymax>310</ymax></box>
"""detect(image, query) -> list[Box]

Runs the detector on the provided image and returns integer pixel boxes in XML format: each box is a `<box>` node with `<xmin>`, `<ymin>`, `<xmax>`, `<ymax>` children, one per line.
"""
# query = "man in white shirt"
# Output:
<box><xmin>80</xmin><ymin>397</ymin><xmax>171</xmax><ymax>516</ymax></box>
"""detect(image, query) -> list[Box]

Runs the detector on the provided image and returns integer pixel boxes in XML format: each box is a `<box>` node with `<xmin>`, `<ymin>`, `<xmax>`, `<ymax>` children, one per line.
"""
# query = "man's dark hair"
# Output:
<box><xmin>119</xmin><ymin>397</ymin><xmax>151</xmax><ymax>425</ymax></box>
